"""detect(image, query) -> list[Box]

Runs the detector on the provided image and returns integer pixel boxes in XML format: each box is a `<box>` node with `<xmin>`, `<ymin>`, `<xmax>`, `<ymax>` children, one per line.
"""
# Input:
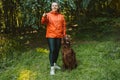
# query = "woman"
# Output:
<box><xmin>41</xmin><ymin>2</ymin><xmax>66</xmax><ymax>75</ymax></box>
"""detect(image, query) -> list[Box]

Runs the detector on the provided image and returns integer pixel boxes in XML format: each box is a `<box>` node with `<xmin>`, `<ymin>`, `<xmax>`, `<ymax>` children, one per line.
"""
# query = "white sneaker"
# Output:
<box><xmin>50</xmin><ymin>66</ymin><xmax>55</xmax><ymax>75</ymax></box>
<box><xmin>54</xmin><ymin>63</ymin><xmax>61</xmax><ymax>70</ymax></box>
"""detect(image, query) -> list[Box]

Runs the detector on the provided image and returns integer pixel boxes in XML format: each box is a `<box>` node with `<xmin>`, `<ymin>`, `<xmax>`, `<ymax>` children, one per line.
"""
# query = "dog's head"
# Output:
<box><xmin>62</xmin><ymin>35</ymin><xmax>71</xmax><ymax>47</ymax></box>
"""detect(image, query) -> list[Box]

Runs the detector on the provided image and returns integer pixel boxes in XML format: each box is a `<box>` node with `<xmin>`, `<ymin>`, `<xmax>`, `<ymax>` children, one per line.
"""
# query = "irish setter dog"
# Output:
<box><xmin>61</xmin><ymin>35</ymin><xmax>77</xmax><ymax>70</ymax></box>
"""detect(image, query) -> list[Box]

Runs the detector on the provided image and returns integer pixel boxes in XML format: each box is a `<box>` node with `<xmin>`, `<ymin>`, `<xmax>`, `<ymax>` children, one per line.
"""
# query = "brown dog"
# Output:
<box><xmin>61</xmin><ymin>35</ymin><xmax>77</xmax><ymax>70</ymax></box>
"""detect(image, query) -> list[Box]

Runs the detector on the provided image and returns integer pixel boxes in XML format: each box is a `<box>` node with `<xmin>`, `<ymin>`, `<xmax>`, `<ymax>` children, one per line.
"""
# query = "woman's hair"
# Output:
<box><xmin>51</xmin><ymin>2</ymin><xmax>60</xmax><ymax>12</ymax></box>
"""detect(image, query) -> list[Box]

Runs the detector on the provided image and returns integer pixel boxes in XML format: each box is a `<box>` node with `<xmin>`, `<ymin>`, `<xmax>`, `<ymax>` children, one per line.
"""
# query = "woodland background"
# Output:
<box><xmin>0</xmin><ymin>0</ymin><xmax>120</xmax><ymax>80</ymax></box>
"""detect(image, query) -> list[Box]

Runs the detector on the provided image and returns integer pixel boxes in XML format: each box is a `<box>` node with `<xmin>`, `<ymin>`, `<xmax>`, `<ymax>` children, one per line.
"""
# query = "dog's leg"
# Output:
<box><xmin>62</xmin><ymin>51</ymin><xmax>66</xmax><ymax>71</ymax></box>
<box><xmin>62</xmin><ymin>57</ymin><xmax>68</xmax><ymax>70</ymax></box>
<box><xmin>72</xmin><ymin>49</ymin><xmax>77</xmax><ymax>69</ymax></box>
<box><xmin>62</xmin><ymin>64</ymin><xmax>66</xmax><ymax>71</ymax></box>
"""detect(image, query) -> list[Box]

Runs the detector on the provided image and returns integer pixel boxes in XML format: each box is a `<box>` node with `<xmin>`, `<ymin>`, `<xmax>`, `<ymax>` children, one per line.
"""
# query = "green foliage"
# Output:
<box><xmin>19</xmin><ymin>0</ymin><xmax>40</xmax><ymax>29</ymax></box>
<box><xmin>0</xmin><ymin>0</ymin><xmax>120</xmax><ymax>34</ymax></box>
<box><xmin>19</xmin><ymin>0</ymin><xmax>76</xmax><ymax>29</ymax></box>
<box><xmin>71</xmin><ymin>17</ymin><xmax>120</xmax><ymax>41</ymax></box>
<box><xmin>81</xmin><ymin>0</ymin><xmax>91</xmax><ymax>9</ymax></box>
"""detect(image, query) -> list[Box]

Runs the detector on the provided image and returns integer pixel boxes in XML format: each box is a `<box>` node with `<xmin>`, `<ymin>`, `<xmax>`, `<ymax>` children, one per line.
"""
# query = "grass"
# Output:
<box><xmin>0</xmin><ymin>38</ymin><xmax>120</xmax><ymax>80</ymax></box>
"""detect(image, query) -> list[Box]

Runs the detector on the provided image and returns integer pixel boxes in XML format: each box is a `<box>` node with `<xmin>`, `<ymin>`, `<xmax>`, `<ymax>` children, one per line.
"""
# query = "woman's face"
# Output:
<box><xmin>51</xmin><ymin>2</ymin><xmax>59</xmax><ymax>12</ymax></box>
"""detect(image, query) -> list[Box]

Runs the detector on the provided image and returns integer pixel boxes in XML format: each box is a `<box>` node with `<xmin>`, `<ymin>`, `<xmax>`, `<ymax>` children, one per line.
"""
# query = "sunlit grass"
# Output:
<box><xmin>17</xmin><ymin>69</ymin><xmax>36</xmax><ymax>80</ymax></box>
<box><xmin>36</xmin><ymin>47</ymin><xmax>49</xmax><ymax>54</ymax></box>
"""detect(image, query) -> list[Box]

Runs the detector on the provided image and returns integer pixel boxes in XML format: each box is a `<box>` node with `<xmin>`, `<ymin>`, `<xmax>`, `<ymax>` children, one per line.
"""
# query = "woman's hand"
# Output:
<box><xmin>42</xmin><ymin>13</ymin><xmax>47</xmax><ymax>17</ymax></box>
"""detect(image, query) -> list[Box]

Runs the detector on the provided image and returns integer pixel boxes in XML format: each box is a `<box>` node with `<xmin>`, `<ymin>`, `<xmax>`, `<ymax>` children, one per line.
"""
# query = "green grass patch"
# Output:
<box><xmin>0</xmin><ymin>40</ymin><xmax>120</xmax><ymax>80</ymax></box>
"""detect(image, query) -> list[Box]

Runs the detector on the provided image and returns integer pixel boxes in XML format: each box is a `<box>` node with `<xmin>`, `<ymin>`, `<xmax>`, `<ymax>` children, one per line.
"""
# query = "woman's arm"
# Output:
<box><xmin>41</xmin><ymin>13</ymin><xmax>48</xmax><ymax>24</ymax></box>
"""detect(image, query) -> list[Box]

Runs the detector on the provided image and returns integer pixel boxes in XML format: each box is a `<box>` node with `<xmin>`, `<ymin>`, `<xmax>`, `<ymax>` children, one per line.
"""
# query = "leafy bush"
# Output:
<box><xmin>72</xmin><ymin>17</ymin><xmax>120</xmax><ymax>41</ymax></box>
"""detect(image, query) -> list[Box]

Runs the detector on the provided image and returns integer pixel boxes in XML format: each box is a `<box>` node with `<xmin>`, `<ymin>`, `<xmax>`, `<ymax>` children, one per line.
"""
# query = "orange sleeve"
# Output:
<box><xmin>41</xmin><ymin>16</ymin><xmax>48</xmax><ymax>24</ymax></box>
<box><xmin>63</xmin><ymin>16</ymin><xmax>66</xmax><ymax>37</ymax></box>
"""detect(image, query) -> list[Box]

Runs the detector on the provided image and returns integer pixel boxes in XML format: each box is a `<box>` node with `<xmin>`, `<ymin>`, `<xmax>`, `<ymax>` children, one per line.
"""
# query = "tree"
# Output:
<box><xmin>0</xmin><ymin>0</ymin><xmax>119</xmax><ymax>34</ymax></box>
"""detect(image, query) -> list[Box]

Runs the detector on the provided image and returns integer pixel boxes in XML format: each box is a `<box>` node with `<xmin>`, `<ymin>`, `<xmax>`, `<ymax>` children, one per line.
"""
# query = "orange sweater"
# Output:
<box><xmin>41</xmin><ymin>11</ymin><xmax>66</xmax><ymax>38</ymax></box>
